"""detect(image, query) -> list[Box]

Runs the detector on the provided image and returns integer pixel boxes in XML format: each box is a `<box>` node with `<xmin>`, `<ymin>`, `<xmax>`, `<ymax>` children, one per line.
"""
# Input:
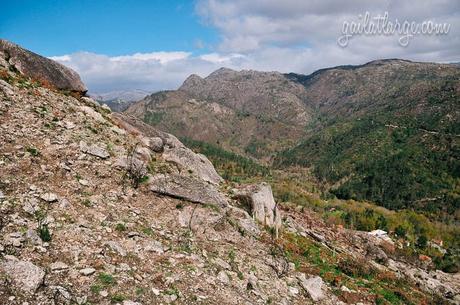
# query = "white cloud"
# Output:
<box><xmin>51</xmin><ymin>51</ymin><xmax>247</xmax><ymax>93</ymax></box>
<box><xmin>111</xmin><ymin>51</ymin><xmax>191</xmax><ymax>64</ymax></box>
<box><xmin>51</xmin><ymin>0</ymin><xmax>460</xmax><ymax>93</ymax></box>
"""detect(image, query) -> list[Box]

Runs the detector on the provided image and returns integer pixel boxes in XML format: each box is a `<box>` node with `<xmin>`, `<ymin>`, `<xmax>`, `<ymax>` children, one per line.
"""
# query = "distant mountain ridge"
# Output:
<box><xmin>90</xmin><ymin>89</ymin><xmax>151</xmax><ymax>112</ymax></box>
<box><xmin>126</xmin><ymin>59</ymin><xmax>460</xmax><ymax>216</ymax></box>
<box><xmin>126</xmin><ymin>67</ymin><xmax>312</xmax><ymax>159</ymax></box>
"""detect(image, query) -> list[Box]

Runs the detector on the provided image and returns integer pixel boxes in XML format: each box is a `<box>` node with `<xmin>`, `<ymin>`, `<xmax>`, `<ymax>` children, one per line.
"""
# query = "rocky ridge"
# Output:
<box><xmin>0</xmin><ymin>39</ymin><xmax>86</xmax><ymax>94</ymax></box>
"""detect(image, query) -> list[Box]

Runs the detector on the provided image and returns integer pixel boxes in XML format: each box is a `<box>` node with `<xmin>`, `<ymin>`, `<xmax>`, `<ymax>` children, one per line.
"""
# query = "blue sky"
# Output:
<box><xmin>0</xmin><ymin>0</ymin><xmax>217</xmax><ymax>56</ymax></box>
<box><xmin>1</xmin><ymin>1</ymin><xmax>459</xmax><ymax>93</ymax></box>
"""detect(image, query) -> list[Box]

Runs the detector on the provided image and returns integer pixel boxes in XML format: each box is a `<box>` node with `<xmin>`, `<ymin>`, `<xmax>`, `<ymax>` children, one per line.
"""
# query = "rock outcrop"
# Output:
<box><xmin>0</xmin><ymin>39</ymin><xmax>87</xmax><ymax>94</ymax></box>
<box><xmin>150</xmin><ymin>174</ymin><xmax>228</xmax><ymax>207</ymax></box>
<box><xmin>233</xmin><ymin>182</ymin><xmax>282</xmax><ymax>236</ymax></box>
<box><xmin>162</xmin><ymin>145</ymin><xmax>223</xmax><ymax>185</ymax></box>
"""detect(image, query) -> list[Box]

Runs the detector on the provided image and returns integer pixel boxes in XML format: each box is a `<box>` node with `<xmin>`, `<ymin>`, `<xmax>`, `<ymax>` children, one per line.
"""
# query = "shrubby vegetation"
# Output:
<box><xmin>181</xmin><ymin>138</ymin><xmax>270</xmax><ymax>182</ymax></box>
<box><xmin>272</xmin><ymin>174</ymin><xmax>460</xmax><ymax>273</ymax></box>
<box><xmin>275</xmin><ymin>101</ymin><xmax>460</xmax><ymax>222</ymax></box>
<box><xmin>275</xmin><ymin>232</ymin><xmax>437</xmax><ymax>305</ymax></box>
<box><xmin>183</xmin><ymin>137</ymin><xmax>460</xmax><ymax>273</ymax></box>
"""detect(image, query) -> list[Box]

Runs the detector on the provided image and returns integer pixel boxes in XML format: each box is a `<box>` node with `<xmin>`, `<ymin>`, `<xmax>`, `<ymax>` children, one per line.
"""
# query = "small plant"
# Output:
<box><xmin>115</xmin><ymin>223</ymin><xmax>127</xmax><ymax>232</ymax></box>
<box><xmin>36</xmin><ymin>211</ymin><xmax>51</xmax><ymax>242</ymax></box>
<box><xmin>98</xmin><ymin>272</ymin><xmax>116</xmax><ymax>285</ymax></box>
<box><xmin>110</xmin><ymin>293</ymin><xmax>125</xmax><ymax>303</ymax></box>
<box><xmin>26</xmin><ymin>147</ymin><xmax>40</xmax><ymax>157</ymax></box>
<box><xmin>81</xmin><ymin>198</ymin><xmax>91</xmax><ymax>207</ymax></box>
<box><xmin>38</xmin><ymin>223</ymin><xmax>51</xmax><ymax>242</ymax></box>
<box><xmin>228</xmin><ymin>249</ymin><xmax>236</xmax><ymax>262</ymax></box>
<box><xmin>142</xmin><ymin>227</ymin><xmax>154</xmax><ymax>236</ymax></box>
<box><xmin>90</xmin><ymin>284</ymin><xmax>102</xmax><ymax>294</ymax></box>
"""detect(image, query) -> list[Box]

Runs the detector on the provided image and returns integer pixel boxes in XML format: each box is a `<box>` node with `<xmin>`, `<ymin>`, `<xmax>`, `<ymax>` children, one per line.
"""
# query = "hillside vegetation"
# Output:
<box><xmin>127</xmin><ymin>60</ymin><xmax>460</xmax><ymax>220</ymax></box>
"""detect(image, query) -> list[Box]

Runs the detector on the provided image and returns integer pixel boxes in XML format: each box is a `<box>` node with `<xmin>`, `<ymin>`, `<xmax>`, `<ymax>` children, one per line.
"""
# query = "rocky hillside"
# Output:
<box><xmin>126</xmin><ymin>60</ymin><xmax>460</xmax><ymax>217</ymax></box>
<box><xmin>1</xmin><ymin>41</ymin><xmax>459</xmax><ymax>305</ymax></box>
<box><xmin>125</xmin><ymin>68</ymin><xmax>313</xmax><ymax>159</ymax></box>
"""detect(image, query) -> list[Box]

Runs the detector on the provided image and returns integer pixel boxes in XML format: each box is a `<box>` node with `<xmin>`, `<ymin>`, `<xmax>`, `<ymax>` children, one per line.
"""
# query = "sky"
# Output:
<box><xmin>1</xmin><ymin>0</ymin><xmax>459</xmax><ymax>93</ymax></box>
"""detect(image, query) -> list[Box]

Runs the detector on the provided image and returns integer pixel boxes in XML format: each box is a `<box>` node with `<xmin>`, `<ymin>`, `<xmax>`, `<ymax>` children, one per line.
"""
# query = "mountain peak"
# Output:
<box><xmin>207</xmin><ymin>67</ymin><xmax>237</xmax><ymax>78</ymax></box>
<box><xmin>179</xmin><ymin>73</ymin><xmax>206</xmax><ymax>91</ymax></box>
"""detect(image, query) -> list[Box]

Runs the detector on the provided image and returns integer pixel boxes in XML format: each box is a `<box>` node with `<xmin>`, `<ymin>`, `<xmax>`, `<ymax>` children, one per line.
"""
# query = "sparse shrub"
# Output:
<box><xmin>338</xmin><ymin>257</ymin><xmax>375</xmax><ymax>278</ymax></box>
<box><xmin>38</xmin><ymin>223</ymin><xmax>51</xmax><ymax>242</ymax></box>
<box><xmin>90</xmin><ymin>284</ymin><xmax>102</xmax><ymax>294</ymax></box>
<box><xmin>416</xmin><ymin>235</ymin><xmax>428</xmax><ymax>249</ymax></box>
<box><xmin>36</xmin><ymin>212</ymin><xmax>51</xmax><ymax>242</ymax></box>
<box><xmin>110</xmin><ymin>293</ymin><xmax>125</xmax><ymax>303</ymax></box>
<box><xmin>26</xmin><ymin>147</ymin><xmax>40</xmax><ymax>157</ymax></box>
<box><xmin>115</xmin><ymin>223</ymin><xmax>127</xmax><ymax>232</ymax></box>
<box><xmin>98</xmin><ymin>272</ymin><xmax>115</xmax><ymax>285</ymax></box>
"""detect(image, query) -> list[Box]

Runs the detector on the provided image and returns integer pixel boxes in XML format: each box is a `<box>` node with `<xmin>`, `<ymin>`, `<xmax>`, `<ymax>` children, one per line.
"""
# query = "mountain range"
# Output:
<box><xmin>125</xmin><ymin>59</ymin><xmax>460</xmax><ymax>218</ymax></box>
<box><xmin>91</xmin><ymin>89</ymin><xmax>151</xmax><ymax>112</ymax></box>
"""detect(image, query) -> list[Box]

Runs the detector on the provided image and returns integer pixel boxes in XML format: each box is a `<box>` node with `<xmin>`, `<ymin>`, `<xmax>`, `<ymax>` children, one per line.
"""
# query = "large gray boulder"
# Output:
<box><xmin>1</xmin><ymin>256</ymin><xmax>45</xmax><ymax>294</ymax></box>
<box><xmin>0</xmin><ymin>39</ymin><xmax>87</xmax><ymax>94</ymax></box>
<box><xmin>150</xmin><ymin>174</ymin><xmax>228</xmax><ymax>207</ymax></box>
<box><xmin>233</xmin><ymin>182</ymin><xmax>282</xmax><ymax>235</ymax></box>
<box><xmin>297</xmin><ymin>274</ymin><xmax>326</xmax><ymax>301</ymax></box>
<box><xmin>162</xmin><ymin>144</ymin><xmax>223</xmax><ymax>185</ymax></box>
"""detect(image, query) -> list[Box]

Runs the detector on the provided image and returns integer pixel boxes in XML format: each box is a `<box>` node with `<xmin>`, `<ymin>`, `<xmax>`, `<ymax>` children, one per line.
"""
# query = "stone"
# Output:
<box><xmin>0</xmin><ymin>79</ymin><xmax>14</xmax><ymax>96</ymax></box>
<box><xmin>23</xmin><ymin>197</ymin><xmax>39</xmax><ymax>215</ymax></box>
<box><xmin>247</xmin><ymin>273</ymin><xmax>258</xmax><ymax>290</ymax></box>
<box><xmin>105</xmin><ymin>241</ymin><xmax>127</xmax><ymax>256</ymax></box>
<box><xmin>0</xmin><ymin>39</ymin><xmax>87</xmax><ymax>93</ymax></box>
<box><xmin>25</xmin><ymin>229</ymin><xmax>42</xmax><ymax>245</ymax></box>
<box><xmin>289</xmin><ymin>286</ymin><xmax>299</xmax><ymax>296</ymax></box>
<box><xmin>217</xmin><ymin>270</ymin><xmax>230</xmax><ymax>284</ymax></box>
<box><xmin>79</xmin><ymin>141</ymin><xmax>110</xmax><ymax>159</ymax></box>
<box><xmin>79</xmin><ymin>267</ymin><xmax>96</xmax><ymax>276</ymax></box>
<box><xmin>50</xmin><ymin>261</ymin><xmax>69</xmax><ymax>271</ymax></box>
<box><xmin>152</xmin><ymin>288</ymin><xmax>161</xmax><ymax>296</ymax></box>
<box><xmin>150</xmin><ymin>174</ymin><xmax>228</xmax><ymax>207</ymax></box>
<box><xmin>50</xmin><ymin>285</ymin><xmax>71</xmax><ymax>301</ymax></box>
<box><xmin>162</xmin><ymin>144</ymin><xmax>223</xmax><ymax>185</ymax></box>
<box><xmin>297</xmin><ymin>274</ymin><xmax>326</xmax><ymax>301</ymax></box>
<box><xmin>147</xmin><ymin>137</ymin><xmax>164</xmax><ymax>152</ymax></box>
<box><xmin>233</xmin><ymin>182</ymin><xmax>282</xmax><ymax>235</ymax></box>
<box><xmin>1</xmin><ymin>256</ymin><xmax>45</xmax><ymax>293</ymax></box>
<box><xmin>64</xmin><ymin>121</ymin><xmax>76</xmax><ymax>129</ymax></box>
<box><xmin>6</xmin><ymin>232</ymin><xmax>25</xmax><ymax>247</ymax></box>
<box><xmin>214</xmin><ymin>258</ymin><xmax>231</xmax><ymax>270</ymax></box>
<box><xmin>78</xmin><ymin>179</ymin><xmax>89</xmax><ymax>186</ymax></box>
<box><xmin>135</xmin><ymin>146</ymin><xmax>152</xmax><ymax>162</ymax></box>
<box><xmin>0</xmin><ymin>190</ymin><xmax>5</xmax><ymax>199</ymax></box>
<box><xmin>369</xmin><ymin>229</ymin><xmax>394</xmax><ymax>245</ymax></box>
<box><xmin>99</xmin><ymin>290</ymin><xmax>109</xmax><ymax>297</ymax></box>
<box><xmin>143</xmin><ymin>240</ymin><xmax>165</xmax><ymax>254</ymax></box>
<box><xmin>40</xmin><ymin>192</ymin><xmax>58</xmax><ymax>202</ymax></box>
<box><xmin>123</xmin><ymin>301</ymin><xmax>142</xmax><ymax>305</ymax></box>
<box><xmin>80</xmin><ymin>105</ymin><xmax>105</xmax><ymax>123</ymax></box>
